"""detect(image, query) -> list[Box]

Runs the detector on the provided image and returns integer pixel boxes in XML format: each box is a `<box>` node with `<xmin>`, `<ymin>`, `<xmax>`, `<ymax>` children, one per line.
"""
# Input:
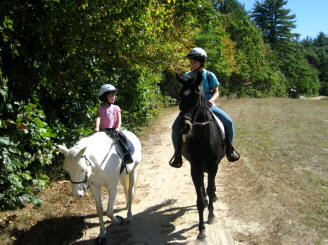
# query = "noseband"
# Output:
<box><xmin>69</xmin><ymin>155</ymin><xmax>93</xmax><ymax>185</ymax></box>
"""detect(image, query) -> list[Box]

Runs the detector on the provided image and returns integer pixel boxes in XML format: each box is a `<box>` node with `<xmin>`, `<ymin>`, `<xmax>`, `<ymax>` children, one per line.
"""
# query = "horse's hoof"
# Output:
<box><xmin>115</xmin><ymin>215</ymin><xmax>124</xmax><ymax>225</ymax></box>
<box><xmin>96</xmin><ymin>236</ymin><xmax>106</xmax><ymax>245</ymax></box>
<box><xmin>208</xmin><ymin>215</ymin><xmax>216</xmax><ymax>224</ymax></box>
<box><xmin>126</xmin><ymin>215</ymin><xmax>133</xmax><ymax>223</ymax></box>
<box><xmin>197</xmin><ymin>231</ymin><xmax>206</xmax><ymax>240</ymax></box>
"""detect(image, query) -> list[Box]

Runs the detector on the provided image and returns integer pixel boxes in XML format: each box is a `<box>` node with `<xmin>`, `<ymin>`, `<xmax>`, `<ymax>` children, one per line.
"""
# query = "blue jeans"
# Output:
<box><xmin>171</xmin><ymin>105</ymin><xmax>234</xmax><ymax>149</ymax></box>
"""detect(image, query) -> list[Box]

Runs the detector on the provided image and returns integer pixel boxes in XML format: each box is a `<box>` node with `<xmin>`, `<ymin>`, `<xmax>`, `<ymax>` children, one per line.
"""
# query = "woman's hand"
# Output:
<box><xmin>206</xmin><ymin>100</ymin><xmax>214</xmax><ymax>108</ymax></box>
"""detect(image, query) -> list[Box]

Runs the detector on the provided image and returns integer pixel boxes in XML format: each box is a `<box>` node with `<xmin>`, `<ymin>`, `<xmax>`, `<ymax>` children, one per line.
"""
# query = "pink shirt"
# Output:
<box><xmin>97</xmin><ymin>104</ymin><xmax>121</xmax><ymax>129</ymax></box>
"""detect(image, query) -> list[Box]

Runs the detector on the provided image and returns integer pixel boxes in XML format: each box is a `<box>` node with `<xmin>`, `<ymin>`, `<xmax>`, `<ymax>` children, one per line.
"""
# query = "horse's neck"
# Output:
<box><xmin>195</xmin><ymin>104</ymin><xmax>210</xmax><ymax>121</ymax></box>
<box><xmin>82</xmin><ymin>133</ymin><xmax>115</xmax><ymax>165</ymax></box>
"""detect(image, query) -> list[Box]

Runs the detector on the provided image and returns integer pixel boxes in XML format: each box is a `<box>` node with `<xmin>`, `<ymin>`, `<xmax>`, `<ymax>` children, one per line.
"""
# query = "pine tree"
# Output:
<box><xmin>252</xmin><ymin>0</ymin><xmax>298</xmax><ymax>48</ymax></box>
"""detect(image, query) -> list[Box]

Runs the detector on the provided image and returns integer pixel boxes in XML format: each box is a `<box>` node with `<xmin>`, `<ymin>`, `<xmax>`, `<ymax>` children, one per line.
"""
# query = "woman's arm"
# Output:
<box><xmin>207</xmin><ymin>86</ymin><xmax>219</xmax><ymax>107</ymax></box>
<box><xmin>210</xmin><ymin>86</ymin><xmax>219</xmax><ymax>102</ymax></box>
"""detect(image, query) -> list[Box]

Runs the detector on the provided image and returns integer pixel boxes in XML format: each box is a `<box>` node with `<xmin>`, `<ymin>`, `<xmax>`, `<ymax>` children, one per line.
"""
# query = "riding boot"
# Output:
<box><xmin>123</xmin><ymin>152</ymin><xmax>134</xmax><ymax>164</ymax></box>
<box><xmin>226</xmin><ymin>139</ymin><xmax>240</xmax><ymax>162</ymax></box>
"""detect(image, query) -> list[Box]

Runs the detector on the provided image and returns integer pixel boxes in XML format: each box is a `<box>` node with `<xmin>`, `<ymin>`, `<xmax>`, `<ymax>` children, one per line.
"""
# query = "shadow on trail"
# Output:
<box><xmin>75</xmin><ymin>199</ymin><xmax>197</xmax><ymax>245</ymax></box>
<box><xmin>106</xmin><ymin>199</ymin><xmax>198</xmax><ymax>245</ymax></box>
<box><xmin>12</xmin><ymin>199</ymin><xmax>197</xmax><ymax>245</ymax></box>
<box><xmin>12</xmin><ymin>215</ymin><xmax>98</xmax><ymax>245</ymax></box>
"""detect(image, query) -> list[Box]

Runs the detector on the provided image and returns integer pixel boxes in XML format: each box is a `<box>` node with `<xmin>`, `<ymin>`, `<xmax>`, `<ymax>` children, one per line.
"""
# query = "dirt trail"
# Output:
<box><xmin>74</xmin><ymin>106</ymin><xmax>256</xmax><ymax>245</ymax></box>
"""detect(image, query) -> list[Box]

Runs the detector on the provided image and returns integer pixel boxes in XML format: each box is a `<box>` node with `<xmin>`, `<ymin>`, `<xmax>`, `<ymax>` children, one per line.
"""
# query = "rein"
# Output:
<box><xmin>192</xmin><ymin>120</ymin><xmax>211</xmax><ymax>126</ymax></box>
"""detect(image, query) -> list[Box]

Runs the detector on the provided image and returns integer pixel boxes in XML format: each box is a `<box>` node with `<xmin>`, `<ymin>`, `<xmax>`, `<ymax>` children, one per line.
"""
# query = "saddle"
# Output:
<box><xmin>101</xmin><ymin>129</ymin><xmax>133</xmax><ymax>174</ymax></box>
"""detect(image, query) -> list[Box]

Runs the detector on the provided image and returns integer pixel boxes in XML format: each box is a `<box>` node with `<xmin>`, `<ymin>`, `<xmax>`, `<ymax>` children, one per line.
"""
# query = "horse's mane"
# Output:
<box><xmin>195</xmin><ymin>85</ymin><xmax>211</xmax><ymax>120</ymax></box>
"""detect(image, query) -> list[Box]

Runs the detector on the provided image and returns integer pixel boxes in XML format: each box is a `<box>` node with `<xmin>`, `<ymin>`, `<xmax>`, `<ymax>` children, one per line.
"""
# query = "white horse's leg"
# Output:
<box><xmin>90</xmin><ymin>186</ymin><xmax>106</xmax><ymax>240</ymax></box>
<box><xmin>119</xmin><ymin>175</ymin><xmax>129</xmax><ymax>209</ymax></box>
<box><xmin>106</xmin><ymin>180</ymin><xmax>122</xmax><ymax>224</ymax></box>
<box><xmin>126</xmin><ymin>169</ymin><xmax>138</xmax><ymax>222</ymax></box>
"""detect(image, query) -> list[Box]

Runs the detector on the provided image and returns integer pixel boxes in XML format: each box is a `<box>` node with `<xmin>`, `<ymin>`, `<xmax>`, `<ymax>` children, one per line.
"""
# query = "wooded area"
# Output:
<box><xmin>1</xmin><ymin>0</ymin><xmax>327</xmax><ymax>210</ymax></box>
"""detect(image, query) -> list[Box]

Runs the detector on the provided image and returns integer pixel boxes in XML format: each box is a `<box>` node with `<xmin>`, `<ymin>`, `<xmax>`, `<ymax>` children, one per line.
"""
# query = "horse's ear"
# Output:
<box><xmin>58</xmin><ymin>145</ymin><xmax>69</xmax><ymax>156</ymax></box>
<box><xmin>176</xmin><ymin>73</ymin><xmax>186</xmax><ymax>85</ymax></box>
<box><xmin>77</xmin><ymin>147</ymin><xmax>87</xmax><ymax>158</ymax></box>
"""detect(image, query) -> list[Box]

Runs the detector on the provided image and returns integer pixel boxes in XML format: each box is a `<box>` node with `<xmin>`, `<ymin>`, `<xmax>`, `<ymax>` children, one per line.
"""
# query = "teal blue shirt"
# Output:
<box><xmin>182</xmin><ymin>69</ymin><xmax>220</xmax><ymax>101</ymax></box>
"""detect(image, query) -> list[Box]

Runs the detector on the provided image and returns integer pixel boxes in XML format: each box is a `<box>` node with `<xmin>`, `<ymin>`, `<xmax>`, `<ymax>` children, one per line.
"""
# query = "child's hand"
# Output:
<box><xmin>94</xmin><ymin>128</ymin><xmax>99</xmax><ymax>132</ymax></box>
<box><xmin>115</xmin><ymin>128</ymin><xmax>120</xmax><ymax>132</ymax></box>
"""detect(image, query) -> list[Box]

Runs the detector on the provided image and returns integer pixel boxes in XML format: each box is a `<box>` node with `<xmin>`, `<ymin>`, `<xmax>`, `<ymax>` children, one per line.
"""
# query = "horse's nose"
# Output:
<box><xmin>76</xmin><ymin>189</ymin><xmax>84</xmax><ymax>198</ymax></box>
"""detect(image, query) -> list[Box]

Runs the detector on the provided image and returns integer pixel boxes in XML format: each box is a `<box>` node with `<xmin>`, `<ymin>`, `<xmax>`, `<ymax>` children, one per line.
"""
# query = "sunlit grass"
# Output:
<box><xmin>219</xmin><ymin>97</ymin><xmax>328</xmax><ymax>243</ymax></box>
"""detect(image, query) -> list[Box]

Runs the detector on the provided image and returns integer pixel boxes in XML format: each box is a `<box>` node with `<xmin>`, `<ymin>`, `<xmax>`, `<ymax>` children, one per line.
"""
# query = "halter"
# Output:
<box><xmin>69</xmin><ymin>155</ymin><xmax>94</xmax><ymax>185</ymax></box>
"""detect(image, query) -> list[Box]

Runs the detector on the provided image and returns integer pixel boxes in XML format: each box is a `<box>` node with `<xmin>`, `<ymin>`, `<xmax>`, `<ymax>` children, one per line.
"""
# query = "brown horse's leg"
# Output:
<box><xmin>207</xmin><ymin>166</ymin><xmax>218</xmax><ymax>224</ymax></box>
<box><xmin>191</xmin><ymin>167</ymin><xmax>206</xmax><ymax>240</ymax></box>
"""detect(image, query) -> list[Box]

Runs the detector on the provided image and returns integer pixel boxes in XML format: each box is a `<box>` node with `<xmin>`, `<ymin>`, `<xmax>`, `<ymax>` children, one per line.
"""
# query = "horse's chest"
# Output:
<box><xmin>181</xmin><ymin>128</ymin><xmax>221</xmax><ymax>162</ymax></box>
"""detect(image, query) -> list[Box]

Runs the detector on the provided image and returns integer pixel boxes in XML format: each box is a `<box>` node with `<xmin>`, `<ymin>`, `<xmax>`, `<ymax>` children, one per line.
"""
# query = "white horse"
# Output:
<box><xmin>58</xmin><ymin>130</ymin><xmax>142</xmax><ymax>244</ymax></box>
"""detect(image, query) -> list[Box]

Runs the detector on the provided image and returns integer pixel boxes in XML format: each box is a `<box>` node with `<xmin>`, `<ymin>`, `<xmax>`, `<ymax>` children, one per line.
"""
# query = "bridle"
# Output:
<box><xmin>69</xmin><ymin>138</ymin><xmax>116</xmax><ymax>187</ymax></box>
<box><xmin>69</xmin><ymin>155</ymin><xmax>93</xmax><ymax>185</ymax></box>
<box><xmin>180</xmin><ymin>86</ymin><xmax>212</xmax><ymax>127</ymax></box>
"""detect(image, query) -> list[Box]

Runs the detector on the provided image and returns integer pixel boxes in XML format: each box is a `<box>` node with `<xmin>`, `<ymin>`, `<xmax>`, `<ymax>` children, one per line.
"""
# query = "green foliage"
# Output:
<box><xmin>301</xmin><ymin>32</ymin><xmax>328</xmax><ymax>95</ymax></box>
<box><xmin>251</xmin><ymin>0</ymin><xmax>320</xmax><ymax>96</ymax></box>
<box><xmin>273</xmin><ymin>41</ymin><xmax>320</xmax><ymax>95</ymax></box>
<box><xmin>0</xmin><ymin>74</ymin><xmax>57</xmax><ymax>209</ymax></box>
<box><xmin>252</xmin><ymin>0</ymin><xmax>298</xmax><ymax>47</ymax></box>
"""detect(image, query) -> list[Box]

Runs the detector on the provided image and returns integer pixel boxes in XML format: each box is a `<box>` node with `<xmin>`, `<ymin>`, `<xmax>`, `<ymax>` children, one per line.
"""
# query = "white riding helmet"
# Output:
<box><xmin>97</xmin><ymin>84</ymin><xmax>118</xmax><ymax>98</ymax></box>
<box><xmin>186</xmin><ymin>47</ymin><xmax>207</xmax><ymax>60</ymax></box>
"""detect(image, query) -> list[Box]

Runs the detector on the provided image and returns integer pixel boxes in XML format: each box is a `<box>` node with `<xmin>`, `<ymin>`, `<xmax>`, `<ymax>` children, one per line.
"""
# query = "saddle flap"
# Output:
<box><xmin>210</xmin><ymin>111</ymin><xmax>225</xmax><ymax>140</ymax></box>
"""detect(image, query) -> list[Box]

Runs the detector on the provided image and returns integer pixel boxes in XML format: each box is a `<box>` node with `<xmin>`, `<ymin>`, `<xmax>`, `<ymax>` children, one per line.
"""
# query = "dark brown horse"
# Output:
<box><xmin>173</xmin><ymin>71</ymin><xmax>225</xmax><ymax>239</ymax></box>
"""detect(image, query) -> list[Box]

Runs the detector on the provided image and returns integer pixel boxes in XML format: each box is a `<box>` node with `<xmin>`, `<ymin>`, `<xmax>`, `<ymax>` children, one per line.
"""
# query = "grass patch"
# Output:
<box><xmin>220</xmin><ymin>97</ymin><xmax>328</xmax><ymax>243</ymax></box>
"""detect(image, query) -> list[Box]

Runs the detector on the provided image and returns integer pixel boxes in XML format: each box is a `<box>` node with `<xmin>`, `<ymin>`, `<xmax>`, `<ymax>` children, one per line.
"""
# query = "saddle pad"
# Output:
<box><xmin>210</xmin><ymin>111</ymin><xmax>225</xmax><ymax>140</ymax></box>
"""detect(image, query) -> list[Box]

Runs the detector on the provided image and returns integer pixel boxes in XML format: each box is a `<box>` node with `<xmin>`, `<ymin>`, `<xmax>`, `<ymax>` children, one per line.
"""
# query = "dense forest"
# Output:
<box><xmin>1</xmin><ymin>0</ymin><xmax>327</xmax><ymax>210</ymax></box>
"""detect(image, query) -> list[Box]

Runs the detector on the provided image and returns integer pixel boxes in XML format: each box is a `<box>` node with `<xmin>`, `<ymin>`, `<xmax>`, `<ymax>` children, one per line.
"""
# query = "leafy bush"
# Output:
<box><xmin>0</xmin><ymin>75</ymin><xmax>57</xmax><ymax>209</ymax></box>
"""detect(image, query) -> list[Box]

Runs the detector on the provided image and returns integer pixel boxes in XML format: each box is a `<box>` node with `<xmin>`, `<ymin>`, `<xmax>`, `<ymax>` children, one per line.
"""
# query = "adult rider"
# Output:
<box><xmin>170</xmin><ymin>47</ymin><xmax>240</xmax><ymax>168</ymax></box>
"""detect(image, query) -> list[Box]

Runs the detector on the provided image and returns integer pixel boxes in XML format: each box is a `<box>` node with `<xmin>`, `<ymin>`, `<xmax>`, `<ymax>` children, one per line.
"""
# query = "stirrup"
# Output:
<box><xmin>227</xmin><ymin>147</ymin><xmax>240</xmax><ymax>162</ymax></box>
<box><xmin>169</xmin><ymin>154</ymin><xmax>183</xmax><ymax>168</ymax></box>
